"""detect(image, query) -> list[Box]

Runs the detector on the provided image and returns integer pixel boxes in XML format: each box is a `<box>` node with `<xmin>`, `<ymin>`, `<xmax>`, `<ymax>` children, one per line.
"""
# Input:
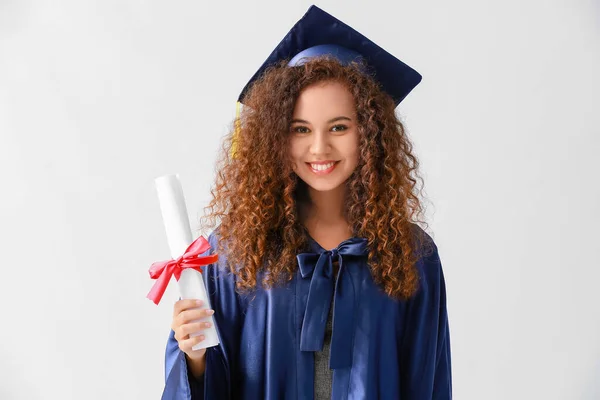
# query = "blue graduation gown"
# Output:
<box><xmin>162</xmin><ymin>228</ymin><xmax>452</xmax><ymax>399</ymax></box>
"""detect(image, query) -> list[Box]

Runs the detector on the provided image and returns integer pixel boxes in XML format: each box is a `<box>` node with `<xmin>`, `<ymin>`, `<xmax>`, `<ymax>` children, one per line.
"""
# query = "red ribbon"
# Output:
<box><xmin>147</xmin><ymin>236</ymin><xmax>218</xmax><ymax>305</ymax></box>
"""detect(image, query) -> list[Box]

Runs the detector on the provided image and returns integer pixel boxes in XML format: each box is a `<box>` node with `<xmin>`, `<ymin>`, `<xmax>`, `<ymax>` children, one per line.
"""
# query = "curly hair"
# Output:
<box><xmin>200</xmin><ymin>57</ymin><xmax>432</xmax><ymax>300</ymax></box>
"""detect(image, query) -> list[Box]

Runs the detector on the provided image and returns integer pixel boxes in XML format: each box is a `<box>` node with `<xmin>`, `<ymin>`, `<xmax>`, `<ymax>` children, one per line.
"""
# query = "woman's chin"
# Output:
<box><xmin>302</xmin><ymin>180</ymin><xmax>345</xmax><ymax>193</ymax></box>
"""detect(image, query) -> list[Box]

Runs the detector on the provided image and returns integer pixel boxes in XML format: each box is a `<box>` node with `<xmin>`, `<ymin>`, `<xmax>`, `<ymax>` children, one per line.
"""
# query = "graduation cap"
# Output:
<box><xmin>237</xmin><ymin>4</ymin><xmax>422</xmax><ymax>107</ymax></box>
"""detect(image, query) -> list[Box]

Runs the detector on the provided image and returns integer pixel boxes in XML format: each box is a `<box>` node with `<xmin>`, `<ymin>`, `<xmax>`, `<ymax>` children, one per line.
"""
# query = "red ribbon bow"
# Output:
<box><xmin>147</xmin><ymin>236</ymin><xmax>218</xmax><ymax>305</ymax></box>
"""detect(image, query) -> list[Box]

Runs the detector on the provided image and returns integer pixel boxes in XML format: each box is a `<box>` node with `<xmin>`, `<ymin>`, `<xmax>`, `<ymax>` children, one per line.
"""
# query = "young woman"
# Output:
<box><xmin>162</xmin><ymin>6</ymin><xmax>451</xmax><ymax>400</ymax></box>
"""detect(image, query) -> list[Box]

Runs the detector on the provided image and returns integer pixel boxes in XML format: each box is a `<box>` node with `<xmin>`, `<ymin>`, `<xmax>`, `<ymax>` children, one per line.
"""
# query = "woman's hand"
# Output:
<box><xmin>171</xmin><ymin>299</ymin><xmax>215</xmax><ymax>376</ymax></box>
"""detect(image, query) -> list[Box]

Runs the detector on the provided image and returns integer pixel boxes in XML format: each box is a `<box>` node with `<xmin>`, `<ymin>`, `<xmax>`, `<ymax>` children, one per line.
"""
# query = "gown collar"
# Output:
<box><xmin>306</xmin><ymin>235</ymin><xmax>367</xmax><ymax>254</ymax></box>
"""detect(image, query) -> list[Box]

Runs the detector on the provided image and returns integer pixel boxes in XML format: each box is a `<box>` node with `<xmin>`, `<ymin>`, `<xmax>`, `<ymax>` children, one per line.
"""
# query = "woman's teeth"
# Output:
<box><xmin>310</xmin><ymin>162</ymin><xmax>335</xmax><ymax>171</ymax></box>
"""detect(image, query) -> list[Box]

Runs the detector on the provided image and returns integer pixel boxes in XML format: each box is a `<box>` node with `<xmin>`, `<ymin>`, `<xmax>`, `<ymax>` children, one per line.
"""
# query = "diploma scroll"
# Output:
<box><xmin>155</xmin><ymin>174</ymin><xmax>220</xmax><ymax>350</ymax></box>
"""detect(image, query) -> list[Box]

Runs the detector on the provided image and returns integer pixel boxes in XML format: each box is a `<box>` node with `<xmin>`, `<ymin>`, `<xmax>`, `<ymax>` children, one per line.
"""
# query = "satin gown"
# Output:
<box><xmin>162</xmin><ymin>226</ymin><xmax>452</xmax><ymax>399</ymax></box>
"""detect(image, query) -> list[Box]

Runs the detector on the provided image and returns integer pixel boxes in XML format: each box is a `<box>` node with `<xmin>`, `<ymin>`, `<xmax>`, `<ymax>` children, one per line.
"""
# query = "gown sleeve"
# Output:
<box><xmin>162</xmin><ymin>231</ymin><xmax>242</xmax><ymax>400</ymax></box>
<box><xmin>400</xmin><ymin>235</ymin><xmax>452</xmax><ymax>399</ymax></box>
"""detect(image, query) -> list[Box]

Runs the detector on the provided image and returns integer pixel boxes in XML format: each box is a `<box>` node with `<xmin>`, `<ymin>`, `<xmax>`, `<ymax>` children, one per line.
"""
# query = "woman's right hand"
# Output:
<box><xmin>171</xmin><ymin>299</ymin><xmax>215</xmax><ymax>371</ymax></box>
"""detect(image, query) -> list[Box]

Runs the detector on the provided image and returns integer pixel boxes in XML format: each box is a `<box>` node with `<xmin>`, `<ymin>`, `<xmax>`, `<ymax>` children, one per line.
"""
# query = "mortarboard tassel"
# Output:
<box><xmin>231</xmin><ymin>101</ymin><xmax>242</xmax><ymax>159</ymax></box>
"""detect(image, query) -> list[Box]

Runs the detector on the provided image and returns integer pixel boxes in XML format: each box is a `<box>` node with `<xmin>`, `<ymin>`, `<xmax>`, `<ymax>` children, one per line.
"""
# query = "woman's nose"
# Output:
<box><xmin>309</xmin><ymin>130</ymin><xmax>330</xmax><ymax>155</ymax></box>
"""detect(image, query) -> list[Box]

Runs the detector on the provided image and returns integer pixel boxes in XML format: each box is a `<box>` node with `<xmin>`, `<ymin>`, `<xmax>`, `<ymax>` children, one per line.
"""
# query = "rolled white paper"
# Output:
<box><xmin>155</xmin><ymin>174</ymin><xmax>220</xmax><ymax>350</ymax></box>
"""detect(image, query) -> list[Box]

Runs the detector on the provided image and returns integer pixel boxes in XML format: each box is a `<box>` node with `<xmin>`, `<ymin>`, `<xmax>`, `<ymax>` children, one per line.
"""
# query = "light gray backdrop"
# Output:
<box><xmin>1</xmin><ymin>0</ymin><xmax>599</xmax><ymax>399</ymax></box>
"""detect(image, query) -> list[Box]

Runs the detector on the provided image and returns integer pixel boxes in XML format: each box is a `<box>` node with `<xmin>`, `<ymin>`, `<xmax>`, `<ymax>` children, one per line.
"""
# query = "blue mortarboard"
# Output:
<box><xmin>237</xmin><ymin>5</ymin><xmax>422</xmax><ymax>107</ymax></box>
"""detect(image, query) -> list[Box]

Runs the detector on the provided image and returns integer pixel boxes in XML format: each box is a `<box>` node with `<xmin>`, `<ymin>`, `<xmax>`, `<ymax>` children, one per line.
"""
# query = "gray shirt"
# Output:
<box><xmin>314</xmin><ymin>295</ymin><xmax>334</xmax><ymax>399</ymax></box>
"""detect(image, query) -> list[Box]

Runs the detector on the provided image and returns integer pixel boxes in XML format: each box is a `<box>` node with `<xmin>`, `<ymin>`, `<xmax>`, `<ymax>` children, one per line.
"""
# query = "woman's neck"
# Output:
<box><xmin>300</xmin><ymin>186</ymin><xmax>353</xmax><ymax>250</ymax></box>
<box><xmin>305</xmin><ymin>185</ymin><xmax>346</xmax><ymax>224</ymax></box>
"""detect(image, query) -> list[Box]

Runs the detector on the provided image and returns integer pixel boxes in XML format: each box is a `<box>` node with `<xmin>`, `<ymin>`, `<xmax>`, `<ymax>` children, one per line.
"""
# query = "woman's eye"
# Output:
<box><xmin>292</xmin><ymin>126</ymin><xmax>310</xmax><ymax>134</ymax></box>
<box><xmin>331</xmin><ymin>125</ymin><xmax>348</xmax><ymax>132</ymax></box>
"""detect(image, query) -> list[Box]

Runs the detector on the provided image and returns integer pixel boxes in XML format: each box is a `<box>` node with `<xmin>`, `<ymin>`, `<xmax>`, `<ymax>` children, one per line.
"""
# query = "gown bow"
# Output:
<box><xmin>296</xmin><ymin>237</ymin><xmax>368</xmax><ymax>369</ymax></box>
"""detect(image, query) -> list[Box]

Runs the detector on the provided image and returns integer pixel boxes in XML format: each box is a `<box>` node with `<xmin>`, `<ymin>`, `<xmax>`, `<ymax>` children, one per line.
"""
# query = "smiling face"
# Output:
<box><xmin>289</xmin><ymin>80</ymin><xmax>360</xmax><ymax>195</ymax></box>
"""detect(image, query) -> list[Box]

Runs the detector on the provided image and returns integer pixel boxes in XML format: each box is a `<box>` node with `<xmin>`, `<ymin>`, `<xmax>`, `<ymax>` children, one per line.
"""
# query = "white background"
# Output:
<box><xmin>1</xmin><ymin>0</ymin><xmax>599</xmax><ymax>399</ymax></box>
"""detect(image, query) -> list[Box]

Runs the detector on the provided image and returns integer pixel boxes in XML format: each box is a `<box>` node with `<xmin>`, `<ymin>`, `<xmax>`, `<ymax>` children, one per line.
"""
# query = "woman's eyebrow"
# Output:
<box><xmin>291</xmin><ymin>116</ymin><xmax>352</xmax><ymax>124</ymax></box>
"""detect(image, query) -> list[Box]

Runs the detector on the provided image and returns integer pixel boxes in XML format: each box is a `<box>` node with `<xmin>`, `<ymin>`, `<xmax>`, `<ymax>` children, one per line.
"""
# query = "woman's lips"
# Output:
<box><xmin>306</xmin><ymin>161</ymin><xmax>339</xmax><ymax>175</ymax></box>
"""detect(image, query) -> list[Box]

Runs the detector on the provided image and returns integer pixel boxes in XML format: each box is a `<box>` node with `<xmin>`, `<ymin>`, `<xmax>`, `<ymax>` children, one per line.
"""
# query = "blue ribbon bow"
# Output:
<box><xmin>296</xmin><ymin>237</ymin><xmax>368</xmax><ymax>369</ymax></box>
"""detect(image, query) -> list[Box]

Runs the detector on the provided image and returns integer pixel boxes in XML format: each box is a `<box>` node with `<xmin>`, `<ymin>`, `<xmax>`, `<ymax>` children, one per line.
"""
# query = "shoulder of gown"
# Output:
<box><xmin>399</xmin><ymin>224</ymin><xmax>452</xmax><ymax>399</ymax></box>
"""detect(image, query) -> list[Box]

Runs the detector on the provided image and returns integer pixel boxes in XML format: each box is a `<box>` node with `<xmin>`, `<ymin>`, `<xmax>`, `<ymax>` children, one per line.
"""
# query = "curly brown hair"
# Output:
<box><xmin>200</xmin><ymin>57</ymin><xmax>432</xmax><ymax>300</ymax></box>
